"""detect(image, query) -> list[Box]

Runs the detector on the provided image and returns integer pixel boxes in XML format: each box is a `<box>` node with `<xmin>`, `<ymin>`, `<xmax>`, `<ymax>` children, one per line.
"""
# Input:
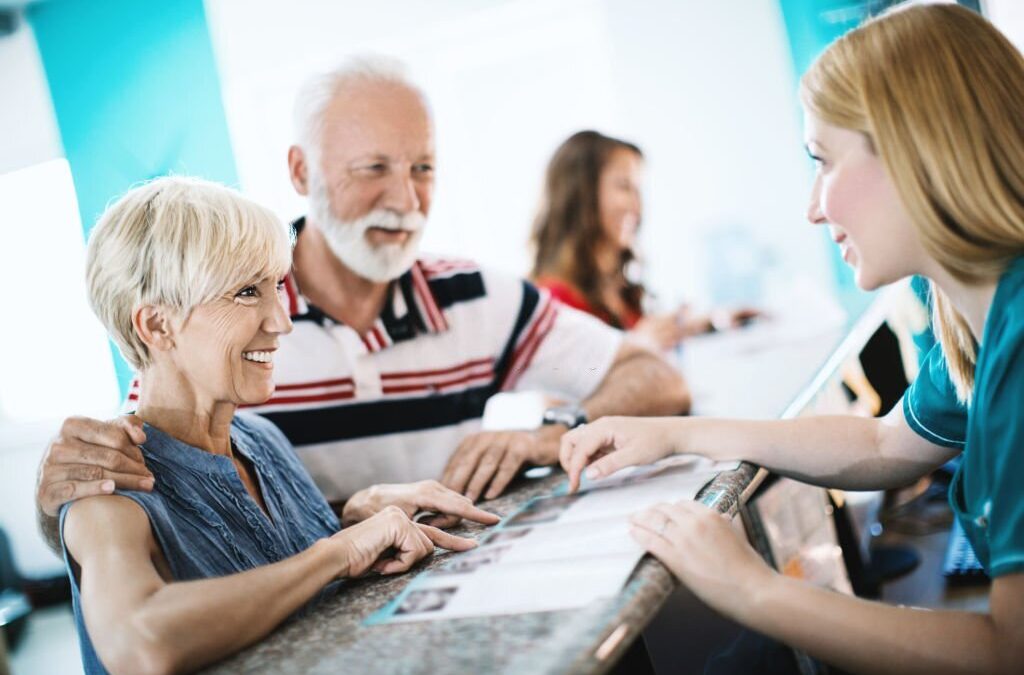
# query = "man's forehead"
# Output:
<box><xmin>320</xmin><ymin>81</ymin><xmax>433</xmax><ymax>157</ymax></box>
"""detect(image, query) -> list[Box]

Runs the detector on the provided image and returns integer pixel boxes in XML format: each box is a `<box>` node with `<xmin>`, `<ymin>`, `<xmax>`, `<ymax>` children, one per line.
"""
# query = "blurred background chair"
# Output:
<box><xmin>0</xmin><ymin>525</ymin><xmax>32</xmax><ymax>652</ymax></box>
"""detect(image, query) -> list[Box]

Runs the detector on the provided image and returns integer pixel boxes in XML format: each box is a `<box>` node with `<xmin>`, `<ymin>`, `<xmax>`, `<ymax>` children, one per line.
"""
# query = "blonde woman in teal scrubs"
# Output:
<box><xmin>561</xmin><ymin>5</ymin><xmax>1024</xmax><ymax>673</ymax></box>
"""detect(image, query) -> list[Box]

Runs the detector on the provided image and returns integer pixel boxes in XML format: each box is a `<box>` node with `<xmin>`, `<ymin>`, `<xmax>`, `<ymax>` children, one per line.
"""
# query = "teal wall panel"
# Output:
<box><xmin>776</xmin><ymin>0</ymin><xmax>894</xmax><ymax>313</ymax></box>
<box><xmin>775</xmin><ymin>0</ymin><xmax>981</xmax><ymax>314</ymax></box>
<box><xmin>28</xmin><ymin>0</ymin><xmax>239</xmax><ymax>395</ymax></box>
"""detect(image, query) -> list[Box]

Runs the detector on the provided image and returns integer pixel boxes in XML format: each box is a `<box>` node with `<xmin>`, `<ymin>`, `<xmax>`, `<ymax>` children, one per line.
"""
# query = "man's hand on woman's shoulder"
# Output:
<box><xmin>37</xmin><ymin>415</ymin><xmax>154</xmax><ymax>518</ymax></box>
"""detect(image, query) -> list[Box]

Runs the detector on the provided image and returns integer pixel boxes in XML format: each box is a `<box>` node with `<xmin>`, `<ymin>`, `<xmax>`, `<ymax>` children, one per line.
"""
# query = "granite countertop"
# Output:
<box><xmin>204</xmin><ymin>270</ymin><xmax>891</xmax><ymax>674</ymax></box>
<box><xmin>206</xmin><ymin>462</ymin><xmax>763</xmax><ymax>675</ymax></box>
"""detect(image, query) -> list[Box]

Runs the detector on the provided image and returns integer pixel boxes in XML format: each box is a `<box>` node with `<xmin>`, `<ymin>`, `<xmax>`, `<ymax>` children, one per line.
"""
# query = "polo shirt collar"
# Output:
<box><xmin>289</xmin><ymin>217</ymin><xmax>449</xmax><ymax>353</ymax></box>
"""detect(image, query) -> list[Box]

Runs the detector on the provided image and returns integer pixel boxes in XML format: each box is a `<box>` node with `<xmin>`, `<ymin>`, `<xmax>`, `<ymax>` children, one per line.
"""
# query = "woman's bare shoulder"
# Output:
<box><xmin>64</xmin><ymin>495</ymin><xmax>153</xmax><ymax>561</ymax></box>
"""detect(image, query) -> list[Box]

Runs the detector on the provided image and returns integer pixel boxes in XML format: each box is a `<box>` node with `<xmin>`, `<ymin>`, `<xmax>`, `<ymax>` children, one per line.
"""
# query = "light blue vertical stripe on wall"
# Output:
<box><xmin>775</xmin><ymin>0</ymin><xmax>981</xmax><ymax>314</ymax></box>
<box><xmin>776</xmin><ymin>0</ymin><xmax>876</xmax><ymax>312</ymax></box>
<box><xmin>28</xmin><ymin>0</ymin><xmax>239</xmax><ymax>397</ymax></box>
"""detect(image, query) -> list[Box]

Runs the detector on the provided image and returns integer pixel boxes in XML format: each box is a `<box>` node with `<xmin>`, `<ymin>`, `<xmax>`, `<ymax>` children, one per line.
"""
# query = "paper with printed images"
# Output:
<box><xmin>366</xmin><ymin>456</ymin><xmax>728</xmax><ymax>624</ymax></box>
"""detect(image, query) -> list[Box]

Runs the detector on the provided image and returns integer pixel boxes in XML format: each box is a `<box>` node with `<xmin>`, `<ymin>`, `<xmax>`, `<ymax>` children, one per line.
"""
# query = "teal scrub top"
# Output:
<box><xmin>904</xmin><ymin>256</ymin><xmax>1024</xmax><ymax>578</ymax></box>
<box><xmin>909</xmin><ymin>275</ymin><xmax>936</xmax><ymax>361</ymax></box>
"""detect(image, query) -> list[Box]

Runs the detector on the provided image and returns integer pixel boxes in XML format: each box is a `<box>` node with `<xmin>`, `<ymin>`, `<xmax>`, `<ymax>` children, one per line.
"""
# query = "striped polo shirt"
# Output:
<box><xmin>126</xmin><ymin>231</ymin><xmax>622</xmax><ymax>502</ymax></box>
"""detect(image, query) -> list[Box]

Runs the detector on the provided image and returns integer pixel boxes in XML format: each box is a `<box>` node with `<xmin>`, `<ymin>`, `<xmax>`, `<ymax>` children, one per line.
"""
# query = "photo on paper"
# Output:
<box><xmin>434</xmin><ymin>544</ymin><xmax>512</xmax><ymax>575</ymax></box>
<box><xmin>575</xmin><ymin>465</ymin><xmax>661</xmax><ymax>494</ymax></box>
<box><xmin>506</xmin><ymin>494</ymin><xmax>581</xmax><ymax>527</ymax></box>
<box><xmin>569</xmin><ymin>454</ymin><xmax>704</xmax><ymax>494</ymax></box>
<box><xmin>394</xmin><ymin>587</ymin><xmax>458</xmax><ymax>616</ymax></box>
<box><xmin>483</xmin><ymin>527</ymin><xmax>533</xmax><ymax>544</ymax></box>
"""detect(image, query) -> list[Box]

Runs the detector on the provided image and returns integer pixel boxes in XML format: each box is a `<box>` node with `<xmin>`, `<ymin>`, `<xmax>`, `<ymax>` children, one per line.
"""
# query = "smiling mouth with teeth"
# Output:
<box><xmin>242</xmin><ymin>351</ymin><xmax>274</xmax><ymax>364</ymax></box>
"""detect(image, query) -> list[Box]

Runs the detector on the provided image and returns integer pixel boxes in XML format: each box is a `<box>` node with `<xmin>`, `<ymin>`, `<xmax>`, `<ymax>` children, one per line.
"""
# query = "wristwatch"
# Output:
<box><xmin>541</xmin><ymin>404</ymin><xmax>589</xmax><ymax>429</ymax></box>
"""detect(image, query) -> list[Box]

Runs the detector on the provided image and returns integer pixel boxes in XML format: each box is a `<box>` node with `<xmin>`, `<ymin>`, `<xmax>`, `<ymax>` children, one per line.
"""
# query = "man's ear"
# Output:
<box><xmin>133</xmin><ymin>305</ymin><xmax>175</xmax><ymax>354</ymax></box>
<box><xmin>288</xmin><ymin>145</ymin><xmax>310</xmax><ymax>196</ymax></box>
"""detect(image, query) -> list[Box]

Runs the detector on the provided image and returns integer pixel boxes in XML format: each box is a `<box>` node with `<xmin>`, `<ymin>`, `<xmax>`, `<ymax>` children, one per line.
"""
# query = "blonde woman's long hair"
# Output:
<box><xmin>801</xmin><ymin>3</ymin><xmax>1024</xmax><ymax>404</ymax></box>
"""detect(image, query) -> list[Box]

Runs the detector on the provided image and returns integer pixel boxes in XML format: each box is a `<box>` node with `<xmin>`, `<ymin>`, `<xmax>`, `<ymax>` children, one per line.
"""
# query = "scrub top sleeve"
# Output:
<box><xmin>903</xmin><ymin>344</ymin><xmax>968</xmax><ymax>449</ymax></box>
<box><xmin>978</xmin><ymin>333</ymin><xmax>1024</xmax><ymax>577</ymax></box>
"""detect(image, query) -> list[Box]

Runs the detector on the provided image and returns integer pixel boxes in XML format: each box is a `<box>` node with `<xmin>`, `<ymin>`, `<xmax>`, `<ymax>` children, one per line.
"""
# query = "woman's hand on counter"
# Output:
<box><xmin>631</xmin><ymin>313</ymin><xmax>689</xmax><ymax>350</ymax></box>
<box><xmin>630</xmin><ymin>305</ymin><xmax>764</xmax><ymax>351</ymax></box>
<box><xmin>630</xmin><ymin>500</ymin><xmax>774</xmax><ymax>620</ymax></box>
<box><xmin>560</xmin><ymin>416</ymin><xmax>682</xmax><ymax>493</ymax></box>
<box><xmin>342</xmin><ymin>480</ymin><xmax>501</xmax><ymax>529</ymax></box>
<box><xmin>330</xmin><ymin>505</ymin><xmax>479</xmax><ymax>577</ymax></box>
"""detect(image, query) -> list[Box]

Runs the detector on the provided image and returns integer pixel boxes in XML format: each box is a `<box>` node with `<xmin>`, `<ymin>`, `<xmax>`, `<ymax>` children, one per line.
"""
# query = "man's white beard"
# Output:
<box><xmin>308</xmin><ymin>172</ymin><xmax>425</xmax><ymax>283</ymax></box>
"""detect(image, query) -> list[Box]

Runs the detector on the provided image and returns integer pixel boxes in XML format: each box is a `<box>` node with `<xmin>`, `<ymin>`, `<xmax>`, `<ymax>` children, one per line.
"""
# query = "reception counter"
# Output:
<box><xmin>207</xmin><ymin>290</ymin><xmax>898</xmax><ymax>674</ymax></box>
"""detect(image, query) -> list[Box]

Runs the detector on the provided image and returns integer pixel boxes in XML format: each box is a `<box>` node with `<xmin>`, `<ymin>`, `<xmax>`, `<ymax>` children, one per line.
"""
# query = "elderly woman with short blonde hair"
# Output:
<box><xmin>62</xmin><ymin>176</ymin><xmax>478</xmax><ymax>675</ymax></box>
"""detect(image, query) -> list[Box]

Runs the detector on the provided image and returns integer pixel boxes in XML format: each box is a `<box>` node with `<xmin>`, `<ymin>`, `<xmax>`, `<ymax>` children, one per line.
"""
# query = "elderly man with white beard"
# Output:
<box><xmin>35</xmin><ymin>57</ymin><xmax>690</xmax><ymax>547</ymax></box>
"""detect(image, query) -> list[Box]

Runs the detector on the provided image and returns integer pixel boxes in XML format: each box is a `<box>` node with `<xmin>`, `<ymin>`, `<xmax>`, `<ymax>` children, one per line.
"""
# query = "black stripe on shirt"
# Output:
<box><xmin>427</xmin><ymin>271</ymin><xmax>486</xmax><ymax>310</ymax></box>
<box><xmin>257</xmin><ymin>384</ymin><xmax>499</xmax><ymax>446</ymax></box>
<box><xmin>376</xmin><ymin>275</ymin><xmax>425</xmax><ymax>342</ymax></box>
<box><xmin>493</xmin><ymin>280</ymin><xmax>540</xmax><ymax>387</ymax></box>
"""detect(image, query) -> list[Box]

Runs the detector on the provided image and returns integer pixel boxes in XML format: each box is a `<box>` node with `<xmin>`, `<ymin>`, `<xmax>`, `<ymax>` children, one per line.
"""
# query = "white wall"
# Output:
<box><xmin>0</xmin><ymin>18</ymin><xmax>120</xmax><ymax>427</ymax></box>
<box><xmin>0</xmin><ymin>18</ymin><xmax>119</xmax><ymax>577</ymax></box>
<box><xmin>204</xmin><ymin>0</ymin><xmax>834</xmax><ymax>310</ymax></box>
<box><xmin>0</xmin><ymin>12</ymin><xmax>61</xmax><ymax>173</ymax></box>
<box><xmin>987</xmin><ymin>0</ymin><xmax>1024</xmax><ymax>53</ymax></box>
<box><xmin>600</xmin><ymin>0</ymin><xmax>827</xmax><ymax>306</ymax></box>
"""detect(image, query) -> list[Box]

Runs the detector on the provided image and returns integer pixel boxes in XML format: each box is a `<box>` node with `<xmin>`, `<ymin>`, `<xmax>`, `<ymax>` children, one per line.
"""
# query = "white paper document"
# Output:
<box><xmin>365</xmin><ymin>459</ymin><xmax>725</xmax><ymax>624</ymax></box>
<box><xmin>379</xmin><ymin>555</ymin><xmax>642</xmax><ymax>622</ymax></box>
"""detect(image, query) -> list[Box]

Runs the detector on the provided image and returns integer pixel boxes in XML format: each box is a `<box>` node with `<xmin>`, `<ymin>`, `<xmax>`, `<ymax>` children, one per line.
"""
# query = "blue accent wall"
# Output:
<box><xmin>28</xmin><ymin>0</ymin><xmax>239</xmax><ymax>395</ymax></box>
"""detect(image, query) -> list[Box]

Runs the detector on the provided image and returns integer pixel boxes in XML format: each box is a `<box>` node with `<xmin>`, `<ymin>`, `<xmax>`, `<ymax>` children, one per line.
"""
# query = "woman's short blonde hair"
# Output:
<box><xmin>801</xmin><ymin>3</ymin><xmax>1024</xmax><ymax>404</ymax></box>
<box><xmin>86</xmin><ymin>176</ymin><xmax>292</xmax><ymax>371</ymax></box>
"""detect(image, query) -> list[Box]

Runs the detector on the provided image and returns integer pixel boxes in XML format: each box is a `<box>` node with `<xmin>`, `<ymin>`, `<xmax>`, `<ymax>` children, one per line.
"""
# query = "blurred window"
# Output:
<box><xmin>0</xmin><ymin>159</ymin><xmax>119</xmax><ymax>424</ymax></box>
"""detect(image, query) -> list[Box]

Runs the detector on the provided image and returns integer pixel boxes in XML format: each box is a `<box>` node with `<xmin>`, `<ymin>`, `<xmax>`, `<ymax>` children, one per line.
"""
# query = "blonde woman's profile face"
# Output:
<box><xmin>803</xmin><ymin>112</ymin><xmax>928</xmax><ymax>290</ymax></box>
<box><xmin>165</xmin><ymin>276</ymin><xmax>293</xmax><ymax>407</ymax></box>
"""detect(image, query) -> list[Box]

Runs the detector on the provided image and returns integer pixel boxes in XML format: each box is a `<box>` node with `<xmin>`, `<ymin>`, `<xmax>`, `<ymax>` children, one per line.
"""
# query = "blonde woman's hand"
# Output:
<box><xmin>559</xmin><ymin>417</ymin><xmax>682</xmax><ymax>494</ymax></box>
<box><xmin>630</xmin><ymin>500</ymin><xmax>774</xmax><ymax>620</ymax></box>
<box><xmin>342</xmin><ymin>480</ymin><xmax>501</xmax><ymax>529</ymax></box>
<box><xmin>331</xmin><ymin>505</ymin><xmax>478</xmax><ymax>577</ymax></box>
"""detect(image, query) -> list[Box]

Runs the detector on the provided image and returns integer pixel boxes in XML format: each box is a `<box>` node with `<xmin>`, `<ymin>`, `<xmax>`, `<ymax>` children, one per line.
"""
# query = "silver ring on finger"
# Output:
<box><xmin>656</xmin><ymin>516</ymin><xmax>668</xmax><ymax>537</ymax></box>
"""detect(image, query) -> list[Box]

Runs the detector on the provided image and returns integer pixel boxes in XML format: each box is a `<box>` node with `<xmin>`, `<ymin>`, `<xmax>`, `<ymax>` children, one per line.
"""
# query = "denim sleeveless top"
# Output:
<box><xmin>59</xmin><ymin>413</ymin><xmax>341</xmax><ymax>675</ymax></box>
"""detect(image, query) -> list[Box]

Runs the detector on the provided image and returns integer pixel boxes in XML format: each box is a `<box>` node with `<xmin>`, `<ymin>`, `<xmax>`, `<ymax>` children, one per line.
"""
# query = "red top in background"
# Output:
<box><xmin>535</xmin><ymin>277</ymin><xmax>641</xmax><ymax>330</ymax></box>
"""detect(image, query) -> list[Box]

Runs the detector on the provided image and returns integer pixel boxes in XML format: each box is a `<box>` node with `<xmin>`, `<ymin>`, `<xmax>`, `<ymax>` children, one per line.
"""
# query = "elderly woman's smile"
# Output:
<box><xmin>241</xmin><ymin>349</ymin><xmax>275</xmax><ymax>365</ymax></box>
